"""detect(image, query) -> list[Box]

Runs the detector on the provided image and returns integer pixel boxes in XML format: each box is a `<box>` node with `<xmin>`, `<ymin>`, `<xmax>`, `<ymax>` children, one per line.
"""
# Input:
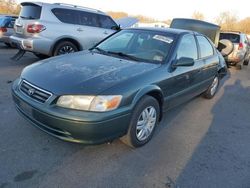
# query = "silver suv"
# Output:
<box><xmin>219</xmin><ymin>31</ymin><xmax>250</xmax><ymax>68</ymax></box>
<box><xmin>10</xmin><ymin>2</ymin><xmax>119</xmax><ymax>58</ymax></box>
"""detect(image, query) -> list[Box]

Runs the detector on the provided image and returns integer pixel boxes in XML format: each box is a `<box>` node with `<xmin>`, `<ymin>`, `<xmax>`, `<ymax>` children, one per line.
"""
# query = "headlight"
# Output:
<box><xmin>56</xmin><ymin>95</ymin><xmax>122</xmax><ymax>112</ymax></box>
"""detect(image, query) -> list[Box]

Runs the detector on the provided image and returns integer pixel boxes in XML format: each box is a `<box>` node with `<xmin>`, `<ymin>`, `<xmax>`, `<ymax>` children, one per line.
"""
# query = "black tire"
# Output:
<box><xmin>53</xmin><ymin>41</ymin><xmax>78</xmax><ymax>56</ymax></box>
<box><xmin>120</xmin><ymin>95</ymin><xmax>160</xmax><ymax>148</ymax></box>
<box><xmin>34</xmin><ymin>53</ymin><xmax>49</xmax><ymax>59</ymax></box>
<box><xmin>236</xmin><ymin>63</ymin><xmax>242</xmax><ymax>70</ymax></box>
<box><xmin>4</xmin><ymin>42</ymin><xmax>11</xmax><ymax>47</ymax></box>
<box><xmin>243</xmin><ymin>57</ymin><xmax>249</xmax><ymax>66</ymax></box>
<box><xmin>203</xmin><ymin>75</ymin><xmax>220</xmax><ymax>99</ymax></box>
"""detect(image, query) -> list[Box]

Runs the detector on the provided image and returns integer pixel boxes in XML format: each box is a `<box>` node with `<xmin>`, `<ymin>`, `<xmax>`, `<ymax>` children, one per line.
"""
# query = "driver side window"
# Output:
<box><xmin>177</xmin><ymin>34</ymin><xmax>198</xmax><ymax>60</ymax></box>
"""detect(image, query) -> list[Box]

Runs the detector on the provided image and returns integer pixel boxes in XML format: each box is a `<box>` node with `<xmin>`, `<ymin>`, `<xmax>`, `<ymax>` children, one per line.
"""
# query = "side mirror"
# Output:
<box><xmin>173</xmin><ymin>57</ymin><xmax>194</xmax><ymax>67</ymax></box>
<box><xmin>111</xmin><ymin>25</ymin><xmax>121</xmax><ymax>31</ymax></box>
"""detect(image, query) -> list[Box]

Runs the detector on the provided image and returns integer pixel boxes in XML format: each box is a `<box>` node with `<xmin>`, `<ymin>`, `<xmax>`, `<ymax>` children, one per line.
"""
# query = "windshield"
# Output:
<box><xmin>20</xmin><ymin>4</ymin><xmax>42</xmax><ymax>19</ymax></box>
<box><xmin>95</xmin><ymin>30</ymin><xmax>175</xmax><ymax>63</ymax></box>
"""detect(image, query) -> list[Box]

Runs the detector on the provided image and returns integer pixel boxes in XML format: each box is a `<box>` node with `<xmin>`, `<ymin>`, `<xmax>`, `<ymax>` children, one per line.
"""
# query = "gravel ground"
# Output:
<box><xmin>0</xmin><ymin>43</ymin><xmax>250</xmax><ymax>188</ymax></box>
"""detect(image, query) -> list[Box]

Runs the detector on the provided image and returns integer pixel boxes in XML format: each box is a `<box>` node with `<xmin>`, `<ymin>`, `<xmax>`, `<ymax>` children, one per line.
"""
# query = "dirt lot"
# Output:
<box><xmin>1</xmin><ymin>43</ymin><xmax>250</xmax><ymax>188</ymax></box>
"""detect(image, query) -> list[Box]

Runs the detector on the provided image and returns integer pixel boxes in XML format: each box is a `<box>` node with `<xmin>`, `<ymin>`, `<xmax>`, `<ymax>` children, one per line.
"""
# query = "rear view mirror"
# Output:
<box><xmin>173</xmin><ymin>57</ymin><xmax>194</xmax><ymax>67</ymax></box>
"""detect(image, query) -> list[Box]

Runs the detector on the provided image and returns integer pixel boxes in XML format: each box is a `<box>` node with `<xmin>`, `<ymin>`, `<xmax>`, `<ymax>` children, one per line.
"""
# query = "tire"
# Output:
<box><xmin>236</xmin><ymin>63</ymin><xmax>242</xmax><ymax>70</ymax></box>
<box><xmin>53</xmin><ymin>41</ymin><xmax>78</xmax><ymax>56</ymax></box>
<box><xmin>120</xmin><ymin>95</ymin><xmax>160</xmax><ymax>148</ymax></box>
<box><xmin>34</xmin><ymin>53</ymin><xmax>49</xmax><ymax>59</ymax></box>
<box><xmin>243</xmin><ymin>57</ymin><xmax>249</xmax><ymax>66</ymax></box>
<box><xmin>4</xmin><ymin>42</ymin><xmax>11</xmax><ymax>47</ymax></box>
<box><xmin>203</xmin><ymin>75</ymin><xmax>220</xmax><ymax>99</ymax></box>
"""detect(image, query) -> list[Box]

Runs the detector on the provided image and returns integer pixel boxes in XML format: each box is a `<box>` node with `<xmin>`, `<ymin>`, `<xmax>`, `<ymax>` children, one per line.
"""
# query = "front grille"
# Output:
<box><xmin>20</xmin><ymin>80</ymin><xmax>52</xmax><ymax>103</ymax></box>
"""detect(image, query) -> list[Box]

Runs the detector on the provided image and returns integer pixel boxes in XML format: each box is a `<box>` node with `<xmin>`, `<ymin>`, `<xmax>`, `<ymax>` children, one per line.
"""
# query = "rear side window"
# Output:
<box><xmin>219</xmin><ymin>33</ymin><xmax>240</xmax><ymax>43</ymax></box>
<box><xmin>197</xmin><ymin>36</ymin><xmax>214</xmax><ymax>58</ymax></box>
<box><xmin>20</xmin><ymin>4</ymin><xmax>42</xmax><ymax>19</ymax></box>
<box><xmin>52</xmin><ymin>8</ymin><xmax>99</xmax><ymax>27</ymax></box>
<box><xmin>177</xmin><ymin>34</ymin><xmax>198</xmax><ymax>60</ymax></box>
<box><xmin>52</xmin><ymin>8</ymin><xmax>78</xmax><ymax>24</ymax></box>
<box><xmin>78</xmin><ymin>11</ymin><xmax>99</xmax><ymax>27</ymax></box>
<box><xmin>98</xmin><ymin>15</ymin><xmax>117</xmax><ymax>29</ymax></box>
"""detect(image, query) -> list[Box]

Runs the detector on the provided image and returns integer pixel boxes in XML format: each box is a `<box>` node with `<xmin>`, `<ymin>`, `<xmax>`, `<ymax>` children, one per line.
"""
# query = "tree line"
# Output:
<box><xmin>0</xmin><ymin>0</ymin><xmax>20</xmax><ymax>15</ymax></box>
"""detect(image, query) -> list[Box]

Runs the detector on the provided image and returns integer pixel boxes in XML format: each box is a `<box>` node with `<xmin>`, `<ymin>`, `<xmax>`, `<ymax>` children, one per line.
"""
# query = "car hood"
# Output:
<box><xmin>21</xmin><ymin>51</ymin><xmax>160</xmax><ymax>95</ymax></box>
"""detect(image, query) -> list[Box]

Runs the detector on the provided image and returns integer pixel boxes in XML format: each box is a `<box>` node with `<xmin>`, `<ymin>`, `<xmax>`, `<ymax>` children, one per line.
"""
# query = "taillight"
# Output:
<box><xmin>27</xmin><ymin>24</ymin><xmax>46</xmax><ymax>33</ymax></box>
<box><xmin>0</xmin><ymin>27</ymin><xmax>7</xmax><ymax>32</ymax></box>
<box><xmin>238</xmin><ymin>42</ymin><xmax>243</xmax><ymax>50</ymax></box>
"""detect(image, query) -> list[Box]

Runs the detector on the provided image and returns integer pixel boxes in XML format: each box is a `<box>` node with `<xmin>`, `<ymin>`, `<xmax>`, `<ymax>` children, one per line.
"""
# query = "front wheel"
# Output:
<box><xmin>120</xmin><ymin>96</ymin><xmax>160</xmax><ymax>148</ymax></box>
<box><xmin>203</xmin><ymin>75</ymin><xmax>219</xmax><ymax>99</ymax></box>
<box><xmin>53</xmin><ymin>41</ymin><xmax>78</xmax><ymax>56</ymax></box>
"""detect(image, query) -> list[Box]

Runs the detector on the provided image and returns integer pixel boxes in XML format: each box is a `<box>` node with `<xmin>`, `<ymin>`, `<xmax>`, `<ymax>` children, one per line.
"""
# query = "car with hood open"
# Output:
<box><xmin>12</xmin><ymin>26</ymin><xmax>229</xmax><ymax>148</ymax></box>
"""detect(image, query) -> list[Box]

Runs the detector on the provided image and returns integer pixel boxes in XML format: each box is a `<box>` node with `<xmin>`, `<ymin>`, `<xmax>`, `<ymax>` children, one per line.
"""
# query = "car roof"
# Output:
<box><xmin>21</xmin><ymin>2</ymin><xmax>107</xmax><ymax>16</ymax></box>
<box><xmin>0</xmin><ymin>14</ymin><xmax>18</xmax><ymax>19</ymax></box>
<box><xmin>127</xmin><ymin>27</ymin><xmax>196</xmax><ymax>35</ymax></box>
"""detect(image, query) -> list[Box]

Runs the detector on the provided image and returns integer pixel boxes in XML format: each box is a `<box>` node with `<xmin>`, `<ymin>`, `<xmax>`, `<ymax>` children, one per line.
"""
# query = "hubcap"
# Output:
<box><xmin>136</xmin><ymin>106</ymin><xmax>157</xmax><ymax>141</ymax></box>
<box><xmin>210</xmin><ymin>77</ymin><xmax>219</xmax><ymax>96</ymax></box>
<box><xmin>58</xmin><ymin>45</ymin><xmax>75</xmax><ymax>55</ymax></box>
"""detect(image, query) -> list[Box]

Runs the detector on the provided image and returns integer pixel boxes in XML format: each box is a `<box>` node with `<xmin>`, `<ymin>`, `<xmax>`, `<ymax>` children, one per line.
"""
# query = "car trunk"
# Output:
<box><xmin>170</xmin><ymin>18</ymin><xmax>221</xmax><ymax>47</ymax></box>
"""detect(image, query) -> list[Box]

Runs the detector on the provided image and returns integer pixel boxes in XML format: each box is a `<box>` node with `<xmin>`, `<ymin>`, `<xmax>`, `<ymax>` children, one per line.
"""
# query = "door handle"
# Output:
<box><xmin>103</xmin><ymin>31</ymin><xmax>108</xmax><ymax>35</ymax></box>
<box><xmin>77</xmin><ymin>28</ymin><xmax>84</xmax><ymax>32</ymax></box>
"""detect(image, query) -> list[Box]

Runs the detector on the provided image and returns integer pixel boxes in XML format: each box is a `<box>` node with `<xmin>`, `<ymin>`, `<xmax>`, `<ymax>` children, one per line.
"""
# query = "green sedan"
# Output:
<box><xmin>12</xmin><ymin>28</ymin><xmax>226</xmax><ymax>148</ymax></box>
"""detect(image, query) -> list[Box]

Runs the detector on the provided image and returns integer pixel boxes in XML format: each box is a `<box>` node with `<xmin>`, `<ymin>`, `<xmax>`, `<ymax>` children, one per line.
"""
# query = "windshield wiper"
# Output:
<box><xmin>107</xmin><ymin>51</ymin><xmax>141</xmax><ymax>62</ymax></box>
<box><xmin>91</xmin><ymin>47</ymin><xmax>107</xmax><ymax>54</ymax></box>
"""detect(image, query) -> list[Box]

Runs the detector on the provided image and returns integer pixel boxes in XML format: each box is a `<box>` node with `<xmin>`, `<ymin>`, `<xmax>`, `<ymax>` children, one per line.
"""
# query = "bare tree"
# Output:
<box><xmin>0</xmin><ymin>0</ymin><xmax>20</xmax><ymax>15</ymax></box>
<box><xmin>237</xmin><ymin>17</ymin><xmax>250</xmax><ymax>34</ymax></box>
<box><xmin>215</xmin><ymin>11</ymin><xmax>238</xmax><ymax>31</ymax></box>
<box><xmin>192</xmin><ymin>11</ymin><xmax>205</xmax><ymax>20</ymax></box>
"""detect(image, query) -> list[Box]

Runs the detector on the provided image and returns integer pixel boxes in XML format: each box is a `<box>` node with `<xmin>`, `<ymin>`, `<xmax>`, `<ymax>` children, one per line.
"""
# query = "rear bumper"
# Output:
<box><xmin>10</xmin><ymin>35</ymin><xmax>53</xmax><ymax>56</ymax></box>
<box><xmin>226</xmin><ymin>52</ymin><xmax>245</xmax><ymax>64</ymax></box>
<box><xmin>12</xmin><ymin>80</ymin><xmax>132</xmax><ymax>144</ymax></box>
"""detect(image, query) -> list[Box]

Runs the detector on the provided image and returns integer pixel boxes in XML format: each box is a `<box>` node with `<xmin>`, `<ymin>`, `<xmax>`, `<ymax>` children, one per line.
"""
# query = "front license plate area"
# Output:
<box><xmin>19</xmin><ymin>101</ymin><xmax>33</xmax><ymax>116</ymax></box>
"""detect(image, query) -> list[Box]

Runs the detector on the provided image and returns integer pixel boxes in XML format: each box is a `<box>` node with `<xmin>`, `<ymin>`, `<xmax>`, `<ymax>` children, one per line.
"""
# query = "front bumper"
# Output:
<box><xmin>12</xmin><ymin>80</ymin><xmax>132</xmax><ymax>144</ymax></box>
<box><xmin>10</xmin><ymin>35</ymin><xmax>52</xmax><ymax>56</ymax></box>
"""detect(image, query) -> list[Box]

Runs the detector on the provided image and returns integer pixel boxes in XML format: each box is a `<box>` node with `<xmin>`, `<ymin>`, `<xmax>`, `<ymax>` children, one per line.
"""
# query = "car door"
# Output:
<box><xmin>196</xmin><ymin>35</ymin><xmax>219</xmax><ymax>89</ymax></box>
<box><xmin>167</xmin><ymin>34</ymin><xmax>201</xmax><ymax>108</ymax></box>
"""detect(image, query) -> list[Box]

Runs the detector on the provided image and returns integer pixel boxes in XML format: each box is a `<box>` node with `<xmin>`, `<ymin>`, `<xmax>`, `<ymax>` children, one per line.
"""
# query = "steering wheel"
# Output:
<box><xmin>149</xmin><ymin>49</ymin><xmax>165</xmax><ymax>57</ymax></box>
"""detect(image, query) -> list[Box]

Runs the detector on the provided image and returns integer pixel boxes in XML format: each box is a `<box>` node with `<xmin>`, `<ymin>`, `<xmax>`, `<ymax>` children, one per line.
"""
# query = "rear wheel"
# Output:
<box><xmin>243</xmin><ymin>56</ymin><xmax>249</xmax><ymax>66</ymax></box>
<box><xmin>120</xmin><ymin>96</ymin><xmax>160</xmax><ymax>148</ymax></box>
<box><xmin>53</xmin><ymin>41</ymin><xmax>78</xmax><ymax>56</ymax></box>
<box><xmin>203</xmin><ymin>75</ymin><xmax>219</xmax><ymax>99</ymax></box>
<box><xmin>4</xmin><ymin>42</ymin><xmax>11</xmax><ymax>47</ymax></box>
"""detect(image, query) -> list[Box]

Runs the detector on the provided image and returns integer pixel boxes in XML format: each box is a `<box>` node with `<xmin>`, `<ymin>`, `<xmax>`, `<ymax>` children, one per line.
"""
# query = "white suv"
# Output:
<box><xmin>10</xmin><ymin>2</ymin><xmax>120</xmax><ymax>58</ymax></box>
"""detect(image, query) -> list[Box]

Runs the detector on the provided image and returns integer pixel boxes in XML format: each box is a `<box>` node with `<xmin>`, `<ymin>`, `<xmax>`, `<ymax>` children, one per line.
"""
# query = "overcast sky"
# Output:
<box><xmin>17</xmin><ymin>0</ymin><xmax>249</xmax><ymax>22</ymax></box>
